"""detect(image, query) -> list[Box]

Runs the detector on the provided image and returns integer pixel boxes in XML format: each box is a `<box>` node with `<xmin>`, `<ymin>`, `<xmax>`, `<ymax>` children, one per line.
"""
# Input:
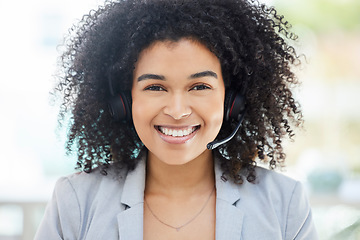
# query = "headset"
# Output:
<box><xmin>107</xmin><ymin>77</ymin><xmax>132</xmax><ymax>121</ymax></box>
<box><xmin>207</xmin><ymin>89</ymin><xmax>246</xmax><ymax>150</ymax></box>
<box><xmin>108</xmin><ymin>91</ymin><xmax>132</xmax><ymax>122</ymax></box>
<box><xmin>108</xmin><ymin>84</ymin><xmax>246</xmax><ymax>150</ymax></box>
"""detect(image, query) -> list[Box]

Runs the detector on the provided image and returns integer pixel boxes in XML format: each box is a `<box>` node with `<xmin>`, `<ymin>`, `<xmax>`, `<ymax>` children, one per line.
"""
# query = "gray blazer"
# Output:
<box><xmin>35</xmin><ymin>158</ymin><xmax>318</xmax><ymax>240</ymax></box>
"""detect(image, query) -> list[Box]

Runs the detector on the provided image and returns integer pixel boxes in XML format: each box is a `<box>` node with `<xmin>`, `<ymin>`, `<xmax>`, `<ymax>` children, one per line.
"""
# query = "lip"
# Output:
<box><xmin>155</xmin><ymin>125</ymin><xmax>200</xmax><ymax>144</ymax></box>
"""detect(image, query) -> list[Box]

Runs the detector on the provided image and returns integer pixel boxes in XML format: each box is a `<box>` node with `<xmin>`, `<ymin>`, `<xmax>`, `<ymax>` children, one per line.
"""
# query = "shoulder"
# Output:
<box><xmin>35</xmin><ymin>167</ymin><xmax>130</xmax><ymax>239</ymax></box>
<box><xmin>243</xmin><ymin>166</ymin><xmax>308</xmax><ymax>216</ymax></box>
<box><xmin>226</xmin><ymin>166</ymin><xmax>302</xmax><ymax>205</ymax></box>
<box><xmin>253</xmin><ymin>166</ymin><xmax>299</xmax><ymax>194</ymax></box>
<box><xmin>54</xmin><ymin>167</ymin><xmax>128</xmax><ymax>202</ymax></box>
<box><xmin>240</xmin><ymin>167</ymin><xmax>317</xmax><ymax>239</ymax></box>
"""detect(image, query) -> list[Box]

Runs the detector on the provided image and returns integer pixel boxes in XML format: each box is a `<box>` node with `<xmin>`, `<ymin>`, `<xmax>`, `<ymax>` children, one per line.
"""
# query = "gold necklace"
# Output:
<box><xmin>144</xmin><ymin>186</ymin><xmax>215</xmax><ymax>232</ymax></box>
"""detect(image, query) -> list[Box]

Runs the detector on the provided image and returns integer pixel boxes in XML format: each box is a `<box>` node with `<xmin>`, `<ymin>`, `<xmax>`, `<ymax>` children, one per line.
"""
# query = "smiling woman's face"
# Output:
<box><xmin>131</xmin><ymin>39</ymin><xmax>225</xmax><ymax>165</ymax></box>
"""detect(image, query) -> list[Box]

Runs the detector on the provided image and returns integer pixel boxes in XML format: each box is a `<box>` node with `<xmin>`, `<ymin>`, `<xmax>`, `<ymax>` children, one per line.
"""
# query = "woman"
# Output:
<box><xmin>35</xmin><ymin>0</ymin><xmax>318</xmax><ymax>239</ymax></box>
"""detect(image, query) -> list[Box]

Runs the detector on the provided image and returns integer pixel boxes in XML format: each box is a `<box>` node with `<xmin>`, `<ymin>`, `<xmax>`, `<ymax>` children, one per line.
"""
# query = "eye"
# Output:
<box><xmin>191</xmin><ymin>84</ymin><xmax>211</xmax><ymax>91</ymax></box>
<box><xmin>144</xmin><ymin>85</ymin><xmax>166</xmax><ymax>91</ymax></box>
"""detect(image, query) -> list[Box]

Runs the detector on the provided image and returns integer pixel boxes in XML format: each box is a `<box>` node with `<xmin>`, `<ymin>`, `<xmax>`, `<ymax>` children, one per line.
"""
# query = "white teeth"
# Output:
<box><xmin>159</xmin><ymin>126</ymin><xmax>197</xmax><ymax>137</ymax></box>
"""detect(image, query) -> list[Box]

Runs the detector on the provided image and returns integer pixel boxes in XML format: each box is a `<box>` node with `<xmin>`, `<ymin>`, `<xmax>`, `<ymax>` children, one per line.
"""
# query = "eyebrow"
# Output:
<box><xmin>137</xmin><ymin>74</ymin><xmax>165</xmax><ymax>82</ymax></box>
<box><xmin>136</xmin><ymin>70</ymin><xmax>218</xmax><ymax>82</ymax></box>
<box><xmin>189</xmin><ymin>71</ymin><xmax>218</xmax><ymax>79</ymax></box>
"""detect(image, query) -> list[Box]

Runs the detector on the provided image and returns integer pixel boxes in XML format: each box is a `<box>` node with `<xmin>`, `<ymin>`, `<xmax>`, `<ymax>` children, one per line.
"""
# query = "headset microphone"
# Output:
<box><xmin>206</xmin><ymin>110</ymin><xmax>246</xmax><ymax>150</ymax></box>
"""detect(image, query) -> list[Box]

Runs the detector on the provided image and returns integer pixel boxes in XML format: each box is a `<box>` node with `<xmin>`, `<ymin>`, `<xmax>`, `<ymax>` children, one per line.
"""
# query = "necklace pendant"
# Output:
<box><xmin>176</xmin><ymin>227</ymin><xmax>181</xmax><ymax>232</ymax></box>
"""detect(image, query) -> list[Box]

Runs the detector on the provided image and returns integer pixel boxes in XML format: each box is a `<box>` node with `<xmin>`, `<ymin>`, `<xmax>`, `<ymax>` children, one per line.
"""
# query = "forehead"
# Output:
<box><xmin>134</xmin><ymin>38</ymin><xmax>221</xmax><ymax>74</ymax></box>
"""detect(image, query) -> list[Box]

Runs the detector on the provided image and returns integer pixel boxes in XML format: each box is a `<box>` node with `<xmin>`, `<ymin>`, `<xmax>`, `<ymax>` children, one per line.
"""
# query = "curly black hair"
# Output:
<box><xmin>55</xmin><ymin>0</ymin><xmax>303</xmax><ymax>184</ymax></box>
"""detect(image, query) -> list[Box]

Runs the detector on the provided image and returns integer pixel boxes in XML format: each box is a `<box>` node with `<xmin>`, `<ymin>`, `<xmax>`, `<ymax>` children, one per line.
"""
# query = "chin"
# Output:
<box><xmin>157</xmin><ymin>154</ymin><xmax>194</xmax><ymax>166</ymax></box>
<box><xmin>151</xmin><ymin>147</ymin><xmax>211</xmax><ymax>166</ymax></box>
<box><xmin>163</xmin><ymin>160</ymin><xmax>191</xmax><ymax>166</ymax></box>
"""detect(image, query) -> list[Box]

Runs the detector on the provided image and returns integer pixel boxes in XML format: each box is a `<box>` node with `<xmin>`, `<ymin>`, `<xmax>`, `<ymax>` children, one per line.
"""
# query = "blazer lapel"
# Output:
<box><xmin>215</xmin><ymin>161</ymin><xmax>244</xmax><ymax>240</ymax></box>
<box><xmin>117</xmin><ymin>204</ymin><xmax>144</xmax><ymax>240</ymax></box>
<box><xmin>117</xmin><ymin>159</ymin><xmax>146</xmax><ymax>240</ymax></box>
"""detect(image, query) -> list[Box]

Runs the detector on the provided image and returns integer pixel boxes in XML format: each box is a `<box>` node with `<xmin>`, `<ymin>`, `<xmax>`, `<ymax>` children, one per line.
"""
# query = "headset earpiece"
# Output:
<box><xmin>224</xmin><ymin>90</ymin><xmax>246</xmax><ymax>121</ymax></box>
<box><xmin>207</xmin><ymin>90</ymin><xmax>246</xmax><ymax>150</ymax></box>
<box><xmin>108</xmin><ymin>91</ymin><xmax>132</xmax><ymax>121</ymax></box>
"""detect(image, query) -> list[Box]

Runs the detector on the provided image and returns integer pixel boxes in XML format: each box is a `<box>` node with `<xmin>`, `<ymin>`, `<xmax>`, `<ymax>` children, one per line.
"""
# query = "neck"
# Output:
<box><xmin>145</xmin><ymin>150</ymin><xmax>215</xmax><ymax>197</ymax></box>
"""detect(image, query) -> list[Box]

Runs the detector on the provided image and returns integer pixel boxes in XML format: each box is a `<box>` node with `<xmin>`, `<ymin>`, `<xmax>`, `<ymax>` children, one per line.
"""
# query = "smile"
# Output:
<box><xmin>156</xmin><ymin>125</ymin><xmax>200</xmax><ymax>137</ymax></box>
<box><xmin>155</xmin><ymin>125</ymin><xmax>200</xmax><ymax>144</ymax></box>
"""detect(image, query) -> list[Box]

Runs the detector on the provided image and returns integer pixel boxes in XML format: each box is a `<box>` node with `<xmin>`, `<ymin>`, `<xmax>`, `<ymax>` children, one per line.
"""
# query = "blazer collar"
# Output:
<box><xmin>214</xmin><ymin>161</ymin><xmax>242</xmax><ymax>205</ymax></box>
<box><xmin>117</xmin><ymin>157</ymin><xmax>244</xmax><ymax>240</ymax></box>
<box><xmin>214</xmin><ymin>160</ymin><xmax>244</xmax><ymax>240</ymax></box>
<box><xmin>120</xmin><ymin>159</ymin><xmax>146</xmax><ymax>207</ymax></box>
<box><xmin>117</xmin><ymin>159</ymin><xmax>146</xmax><ymax>240</ymax></box>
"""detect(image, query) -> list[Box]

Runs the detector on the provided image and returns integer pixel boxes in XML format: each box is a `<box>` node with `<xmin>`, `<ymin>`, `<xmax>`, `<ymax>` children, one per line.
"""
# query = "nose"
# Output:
<box><xmin>163</xmin><ymin>93</ymin><xmax>192</xmax><ymax>120</ymax></box>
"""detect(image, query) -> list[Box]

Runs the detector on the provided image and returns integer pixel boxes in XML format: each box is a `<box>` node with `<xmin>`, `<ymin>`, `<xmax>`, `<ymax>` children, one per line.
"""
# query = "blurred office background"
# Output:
<box><xmin>0</xmin><ymin>0</ymin><xmax>359</xmax><ymax>239</ymax></box>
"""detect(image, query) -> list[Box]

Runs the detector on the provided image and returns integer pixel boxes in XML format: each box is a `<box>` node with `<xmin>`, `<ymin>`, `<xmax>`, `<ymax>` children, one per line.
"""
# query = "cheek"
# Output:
<box><xmin>211</xmin><ymin>96</ymin><xmax>225</xmax><ymax>131</ymax></box>
<box><xmin>198</xmin><ymin>96</ymin><xmax>224</xmax><ymax>129</ymax></box>
<box><xmin>131</xmin><ymin>96</ymin><xmax>152</xmax><ymax>134</ymax></box>
<box><xmin>211</xmin><ymin>105</ymin><xmax>224</xmax><ymax>131</ymax></box>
